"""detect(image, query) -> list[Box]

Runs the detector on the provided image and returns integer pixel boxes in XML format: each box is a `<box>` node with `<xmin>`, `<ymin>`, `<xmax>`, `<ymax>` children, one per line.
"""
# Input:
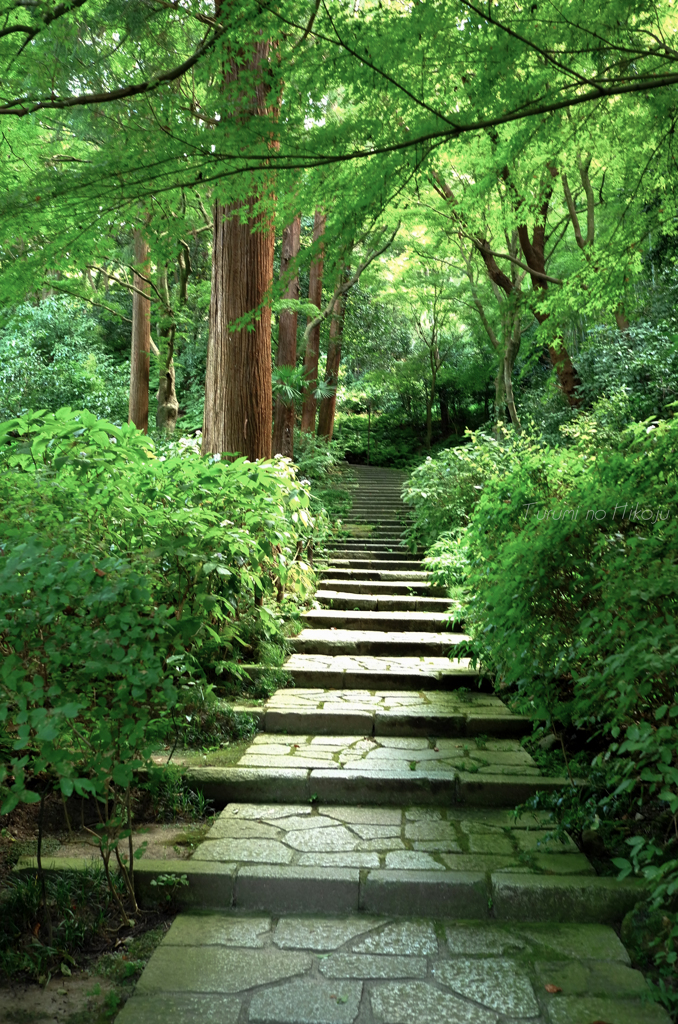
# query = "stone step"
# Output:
<box><xmin>326</xmin><ymin>558</ymin><xmax>423</xmax><ymax>571</ymax></box>
<box><xmin>320</xmin><ymin>568</ymin><xmax>429</xmax><ymax>583</ymax></box>
<box><xmin>347</xmin><ymin>497</ymin><xmax>406</xmax><ymax>504</ymax></box>
<box><xmin>339</xmin><ymin>522</ymin><xmax>405</xmax><ymax>530</ymax></box>
<box><xmin>342</xmin><ymin>522</ymin><xmax>408</xmax><ymax>530</ymax></box>
<box><xmin>348</xmin><ymin>502</ymin><xmax>405</xmax><ymax>509</ymax></box>
<box><xmin>186</xmin><ymin>759</ymin><xmax>570</xmax><ymax>809</ymax></box>
<box><xmin>343</xmin><ymin>491</ymin><xmax>405</xmax><ymax>498</ymax></box>
<box><xmin>326</xmin><ymin>543</ymin><xmax>417</xmax><ymax>554</ymax></box>
<box><xmin>284</xmin><ymin>653</ymin><xmax>477</xmax><ymax>689</ymax></box>
<box><xmin>302</xmin><ymin>609</ymin><xmax>452</xmax><ymax>632</ymax></box>
<box><xmin>111</xmin><ymin>910</ymin><xmax>664</xmax><ymax>1024</ymax></box>
<box><xmin>325</xmin><ymin>550</ymin><xmax>421</xmax><ymax>561</ymax></box>
<box><xmin>190</xmin><ymin>801</ymin><xmax>589</xmax><ymax>881</ymax></box>
<box><xmin>260</xmin><ymin>690</ymin><xmax>527</xmax><ymax>737</ymax></box>
<box><xmin>316</xmin><ymin>590</ymin><xmax>452</xmax><ymax>612</ymax></box>
<box><xmin>337</xmin><ymin>536</ymin><xmax>405</xmax><ymax>544</ymax></box>
<box><xmin>292</xmin><ymin>628</ymin><xmax>465</xmax><ymax>657</ymax></box>
<box><xmin>346</xmin><ymin>512</ymin><xmax>409</xmax><ymax>520</ymax></box>
<box><xmin>319</xmin><ymin>579</ymin><xmax>447</xmax><ymax>596</ymax></box>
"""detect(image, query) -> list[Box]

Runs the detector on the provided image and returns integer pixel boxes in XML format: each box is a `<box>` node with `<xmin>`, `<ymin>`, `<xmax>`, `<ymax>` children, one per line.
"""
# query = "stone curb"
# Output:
<box><xmin>15</xmin><ymin>857</ymin><xmax>648</xmax><ymax>922</ymax></box>
<box><xmin>184</xmin><ymin>766</ymin><xmax>572</xmax><ymax>807</ymax></box>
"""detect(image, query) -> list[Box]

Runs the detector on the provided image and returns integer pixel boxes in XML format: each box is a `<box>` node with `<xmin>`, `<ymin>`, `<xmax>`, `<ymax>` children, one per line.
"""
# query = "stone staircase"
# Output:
<box><xmin>116</xmin><ymin>465</ymin><xmax>668</xmax><ymax>1024</ymax></box>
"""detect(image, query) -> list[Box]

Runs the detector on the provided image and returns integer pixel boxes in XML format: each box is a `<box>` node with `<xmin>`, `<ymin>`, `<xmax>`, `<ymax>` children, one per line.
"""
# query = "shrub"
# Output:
<box><xmin>401</xmin><ymin>430</ymin><xmax>542</xmax><ymax>549</ymax></box>
<box><xmin>422</xmin><ymin>529</ymin><xmax>470</xmax><ymax>589</ymax></box>
<box><xmin>0</xmin><ymin>298</ymin><xmax>129</xmax><ymax>422</ymax></box>
<box><xmin>461</xmin><ymin>413</ymin><xmax>678</xmax><ymax>1012</ymax></box>
<box><xmin>0</xmin><ymin>407</ymin><xmax>319</xmax><ymax>911</ymax></box>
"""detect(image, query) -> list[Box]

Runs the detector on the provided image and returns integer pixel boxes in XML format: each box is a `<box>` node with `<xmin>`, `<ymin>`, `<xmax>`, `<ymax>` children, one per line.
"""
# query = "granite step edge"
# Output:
<box><xmin>14</xmin><ymin>856</ymin><xmax>647</xmax><ymax>923</ymax></box>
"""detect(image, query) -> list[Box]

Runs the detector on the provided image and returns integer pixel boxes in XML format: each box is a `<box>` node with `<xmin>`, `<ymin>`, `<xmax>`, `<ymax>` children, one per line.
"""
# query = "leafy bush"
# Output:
<box><xmin>576</xmin><ymin>321</ymin><xmax>678</xmax><ymax>422</ymax></box>
<box><xmin>401</xmin><ymin>430</ymin><xmax>538</xmax><ymax>549</ymax></box>
<box><xmin>461</xmin><ymin>413</ymin><xmax>678</xmax><ymax>1011</ymax></box>
<box><xmin>293</xmin><ymin>430</ymin><xmax>346</xmax><ymax>484</ymax></box>
<box><xmin>334</xmin><ymin>412</ymin><xmax>433</xmax><ymax>468</ymax></box>
<box><xmin>0</xmin><ymin>407</ymin><xmax>319</xmax><ymax>910</ymax></box>
<box><xmin>422</xmin><ymin>528</ymin><xmax>470</xmax><ymax>589</ymax></box>
<box><xmin>0</xmin><ymin>298</ymin><xmax>129</xmax><ymax>422</ymax></box>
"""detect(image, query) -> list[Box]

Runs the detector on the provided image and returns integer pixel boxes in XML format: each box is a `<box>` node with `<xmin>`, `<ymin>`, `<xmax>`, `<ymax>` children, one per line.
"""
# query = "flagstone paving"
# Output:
<box><xmin>116</xmin><ymin>912</ymin><xmax>669</xmax><ymax>1024</ymax></box>
<box><xmin>116</xmin><ymin>464</ymin><xmax>670</xmax><ymax>1023</ymax></box>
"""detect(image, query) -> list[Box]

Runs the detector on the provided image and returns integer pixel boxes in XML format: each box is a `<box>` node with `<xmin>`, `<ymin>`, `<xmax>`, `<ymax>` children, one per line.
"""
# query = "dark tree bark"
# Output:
<box><xmin>129</xmin><ymin>230</ymin><xmax>151</xmax><ymax>432</ymax></box>
<box><xmin>514</xmin><ymin>195</ymin><xmax>580</xmax><ymax>403</ymax></box>
<box><xmin>300</xmin><ymin>210</ymin><xmax>325</xmax><ymax>433</ymax></box>
<box><xmin>439</xmin><ymin>165</ymin><xmax>580</xmax><ymax>407</ymax></box>
<box><xmin>202</xmin><ymin>38</ymin><xmax>275</xmax><ymax>460</ymax></box>
<box><xmin>439</xmin><ymin>397</ymin><xmax>450</xmax><ymax>435</ymax></box>
<box><xmin>317</xmin><ymin>285</ymin><xmax>345</xmax><ymax>440</ymax></box>
<box><xmin>273</xmin><ymin>215</ymin><xmax>301</xmax><ymax>457</ymax></box>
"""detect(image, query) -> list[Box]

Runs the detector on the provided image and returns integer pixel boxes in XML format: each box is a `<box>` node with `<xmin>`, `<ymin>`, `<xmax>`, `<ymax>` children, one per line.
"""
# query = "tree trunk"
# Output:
<box><xmin>300</xmin><ymin>210</ymin><xmax>326</xmax><ymax>432</ymax></box>
<box><xmin>426</xmin><ymin>346</ymin><xmax>438</xmax><ymax>449</ymax></box>
<box><xmin>317</xmin><ymin>287</ymin><xmax>345</xmax><ymax>440</ymax></box>
<box><xmin>202</xmin><ymin>38</ymin><xmax>275</xmax><ymax>461</ymax></box>
<box><xmin>156</xmin><ymin>266</ymin><xmax>179</xmax><ymax>433</ymax></box>
<box><xmin>129</xmin><ymin>230</ymin><xmax>151</xmax><ymax>432</ymax></box>
<box><xmin>425</xmin><ymin>393</ymin><xmax>433</xmax><ymax>450</ymax></box>
<box><xmin>439</xmin><ymin>397</ymin><xmax>450</xmax><ymax>436</ymax></box>
<box><xmin>615</xmin><ymin>305</ymin><xmax>630</xmax><ymax>332</ymax></box>
<box><xmin>516</xmin><ymin>212</ymin><xmax>580</xmax><ymax>404</ymax></box>
<box><xmin>273</xmin><ymin>215</ymin><xmax>301</xmax><ymax>457</ymax></box>
<box><xmin>494</xmin><ymin>364</ymin><xmax>506</xmax><ymax>435</ymax></box>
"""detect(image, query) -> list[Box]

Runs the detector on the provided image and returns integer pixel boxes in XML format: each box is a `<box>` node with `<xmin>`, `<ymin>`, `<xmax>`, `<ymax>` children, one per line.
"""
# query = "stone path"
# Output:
<box><xmin>117</xmin><ymin>465</ymin><xmax>669</xmax><ymax>1024</ymax></box>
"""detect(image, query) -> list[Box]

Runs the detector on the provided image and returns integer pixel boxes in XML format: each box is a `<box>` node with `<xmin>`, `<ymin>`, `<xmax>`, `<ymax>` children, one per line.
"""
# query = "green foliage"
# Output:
<box><xmin>577</xmin><ymin>321</ymin><xmax>678</xmax><ymax>421</ymax></box>
<box><xmin>401</xmin><ymin>430</ymin><xmax>530</xmax><ymax>548</ymax></box>
<box><xmin>0</xmin><ymin>864</ymin><xmax>127</xmax><ymax>982</ymax></box>
<box><xmin>334</xmin><ymin>412</ymin><xmax>434</xmax><ymax>469</ymax></box>
<box><xmin>0</xmin><ymin>299</ymin><xmax>129</xmax><ymax>422</ymax></box>
<box><xmin>0</xmin><ymin>407</ymin><xmax>319</xmax><ymax>910</ymax></box>
<box><xmin>459</xmin><ymin>413</ymin><xmax>678</xmax><ymax>1011</ymax></box>
<box><xmin>293</xmin><ymin>430</ymin><xmax>346</xmax><ymax>484</ymax></box>
<box><xmin>422</xmin><ymin>529</ymin><xmax>470</xmax><ymax>589</ymax></box>
<box><xmin>291</xmin><ymin>430</ymin><xmax>353</xmax><ymax>523</ymax></box>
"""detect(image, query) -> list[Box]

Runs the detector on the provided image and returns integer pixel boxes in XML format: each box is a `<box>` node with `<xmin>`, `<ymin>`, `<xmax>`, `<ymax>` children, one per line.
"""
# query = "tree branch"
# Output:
<box><xmin>0</xmin><ymin>24</ymin><xmax>223</xmax><ymax>116</ymax></box>
<box><xmin>471</xmin><ymin>238</ymin><xmax>563</xmax><ymax>285</ymax></box>
<box><xmin>561</xmin><ymin>172</ymin><xmax>585</xmax><ymax>249</ymax></box>
<box><xmin>0</xmin><ymin>0</ymin><xmax>89</xmax><ymax>42</ymax></box>
<box><xmin>50</xmin><ymin>284</ymin><xmax>132</xmax><ymax>323</ymax></box>
<box><xmin>87</xmin><ymin>265</ymin><xmax>159</xmax><ymax>304</ymax></box>
<box><xmin>302</xmin><ymin>221</ymin><xmax>401</xmax><ymax>343</ymax></box>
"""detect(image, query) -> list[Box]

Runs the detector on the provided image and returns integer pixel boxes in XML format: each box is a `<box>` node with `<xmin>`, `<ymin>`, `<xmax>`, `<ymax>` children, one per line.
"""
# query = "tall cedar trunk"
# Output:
<box><xmin>156</xmin><ymin>266</ymin><xmax>179</xmax><ymax>433</ymax></box>
<box><xmin>129</xmin><ymin>230</ymin><xmax>151</xmax><ymax>432</ymax></box>
<box><xmin>202</xmin><ymin>39</ymin><xmax>274</xmax><ymax>460</ymax></box>
<box><xmin>300</xmin><ymin>210</ymin><xmax>326</xmax><ymax>432</ymax></box>
<box><xmin>273</xmin><ymin>215</ymin><xmax>301</xmax><ymax>456</ymax></box>
<box><xmin>317</xmin><ymin>288</ymin><xmax>345</xmax><ymax>440</ymax></box>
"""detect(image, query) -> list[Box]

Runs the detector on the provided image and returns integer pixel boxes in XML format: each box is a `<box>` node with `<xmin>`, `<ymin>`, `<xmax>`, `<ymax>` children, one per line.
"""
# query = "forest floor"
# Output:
<box><xmin>0</xmin><ymin>795</ymin><xmax>209</xmax><ymax>1022</ymax></box>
